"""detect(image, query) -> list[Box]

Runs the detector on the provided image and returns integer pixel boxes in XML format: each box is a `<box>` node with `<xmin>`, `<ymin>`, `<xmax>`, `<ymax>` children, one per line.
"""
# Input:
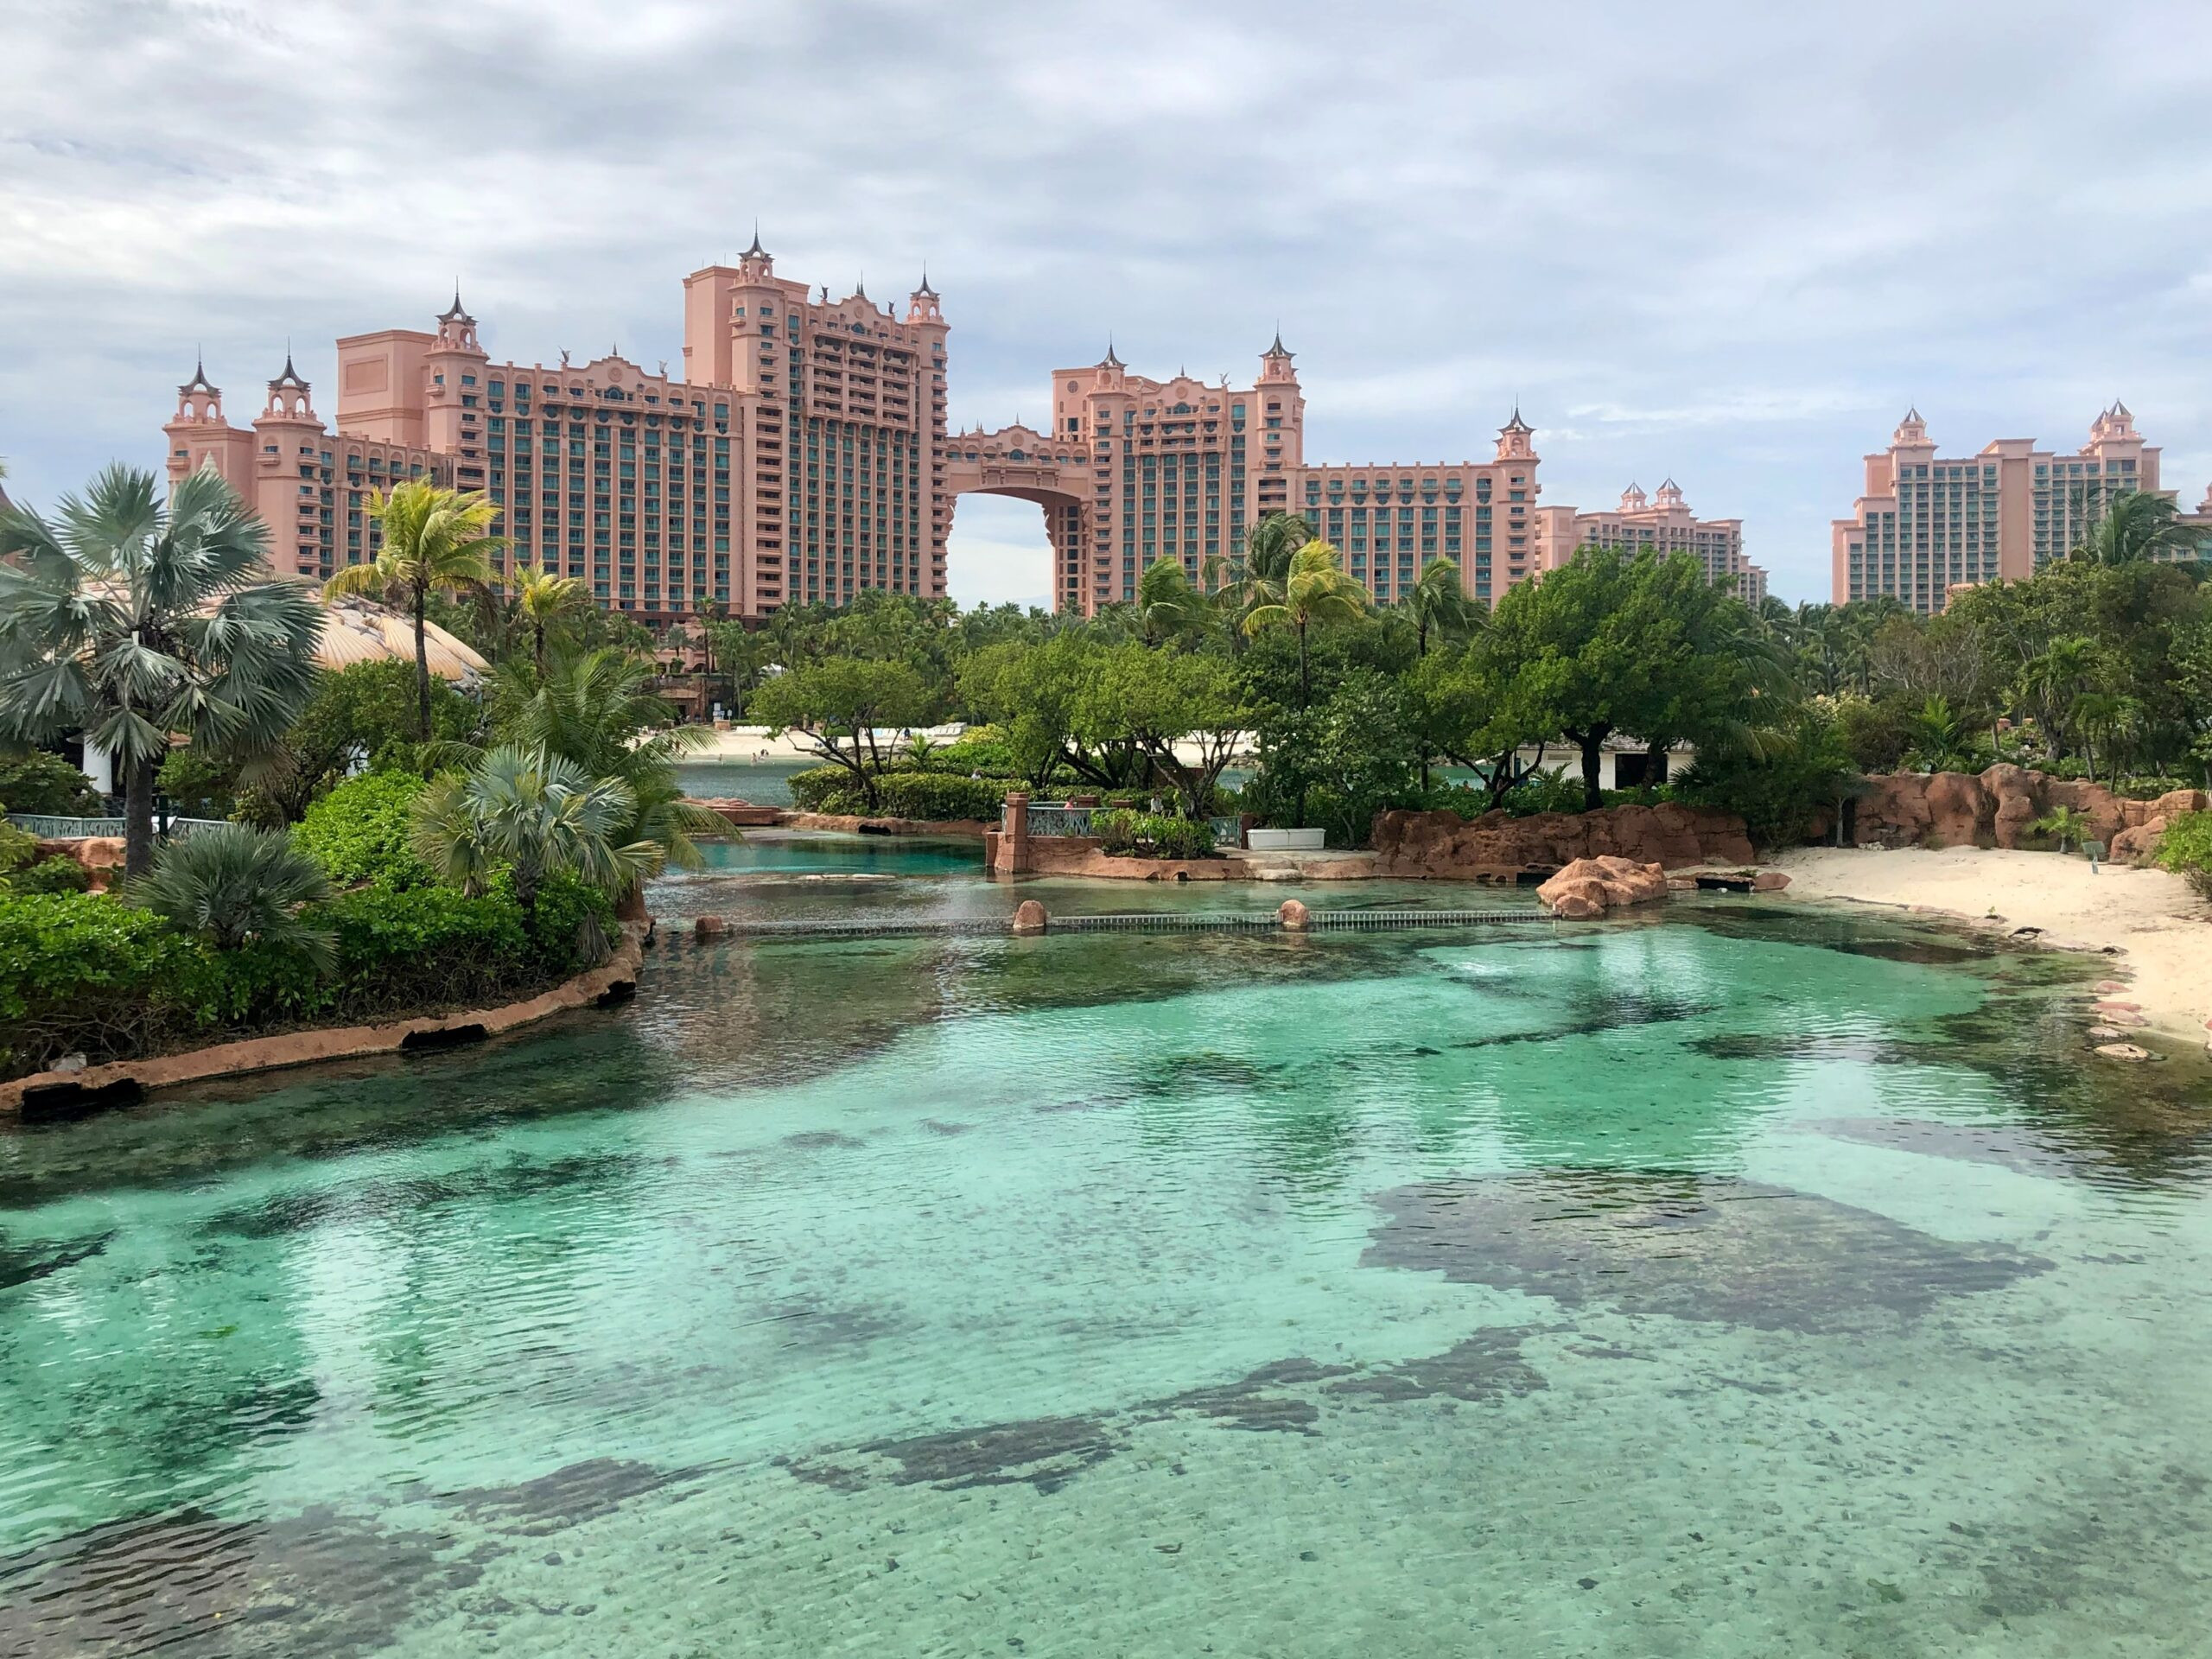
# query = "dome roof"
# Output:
<box><xmin>316</xmin><ymin>596</ymin><xmax>488</xmax><ymax>683</ymax></box>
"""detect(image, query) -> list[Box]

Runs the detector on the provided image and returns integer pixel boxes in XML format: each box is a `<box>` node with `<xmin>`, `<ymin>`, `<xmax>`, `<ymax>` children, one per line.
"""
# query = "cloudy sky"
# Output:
<box><xmin>5</xmin><ymin>1</ymin><xmax>2210</xmax><ymax>607</ymax></box>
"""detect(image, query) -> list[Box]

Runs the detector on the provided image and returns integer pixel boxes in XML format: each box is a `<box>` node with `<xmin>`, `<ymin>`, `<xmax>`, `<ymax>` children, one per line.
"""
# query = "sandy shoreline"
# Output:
<box><xmin>1767</xmin><ymin>846</ymin><xmax>2212</xmax><ymax>1043</ymax></box>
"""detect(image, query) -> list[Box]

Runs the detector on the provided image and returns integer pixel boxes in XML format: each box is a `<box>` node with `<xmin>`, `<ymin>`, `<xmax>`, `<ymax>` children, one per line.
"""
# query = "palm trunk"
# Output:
<box><xmin>124</xmin><ymin>753</ymin><xmax>157</xmax><ymax>880</ymax></box>
<box><xmin>413</xmin><ymin>582</ymin><xmax>433</xmax><ymax>742</ymax></box>
<box><xmin>533</xmin><ymin>619</ymin><xmax>546</xmax><ymax>677</ymax></box>
<box><xmin>1296</xmin><ymin>622</ymin><xmax>1311</xmax><ymax>709</ymax></box>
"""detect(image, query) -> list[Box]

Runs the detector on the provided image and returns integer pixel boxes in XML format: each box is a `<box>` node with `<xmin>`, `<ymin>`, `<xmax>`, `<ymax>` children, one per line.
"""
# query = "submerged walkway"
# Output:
<box><xmin>681</xmin><ymin>906</ymin><xmax>1556</xmax><ymax>942</ymax></box>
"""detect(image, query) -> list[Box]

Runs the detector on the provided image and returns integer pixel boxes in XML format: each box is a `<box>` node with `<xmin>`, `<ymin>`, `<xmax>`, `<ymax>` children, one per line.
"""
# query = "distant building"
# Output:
<box><xmin>1530</xmin><ymin>479</ymin><xmax>1766</xmax><ymax>603</ymax></box>
<box><xmin>167</xmin><ymin>238</ymin><xmax>950</xmax><ymax>626</ymax></box>
<box><xmin>1830</xmin><ymin>405</ymin><xmax>2209</xmax><ymax>611</ymax></box>
<box><xmin>162</xmin><ymin>244</ymin><xmax>1759</xmax><ymax>622</ymax></box>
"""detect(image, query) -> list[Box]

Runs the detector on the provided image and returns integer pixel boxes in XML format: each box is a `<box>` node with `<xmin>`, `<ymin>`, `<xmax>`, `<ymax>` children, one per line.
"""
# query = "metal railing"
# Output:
<box><xmin>5</xmin><ymin>813</ymin><xmax>228</xmax><ymax>840</ymax></box>
<box><xmin>1023</xmin><ymin>804</ymin><xmax>1093</xmax><ymax>837</ymax></box>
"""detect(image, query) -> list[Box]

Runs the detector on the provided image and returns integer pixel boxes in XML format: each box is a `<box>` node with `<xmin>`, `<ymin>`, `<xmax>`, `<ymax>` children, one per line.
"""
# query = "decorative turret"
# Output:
<box><xmin>175</xmin><ymin>356</ymin><xmax>224</xmax><ymax>424</ymax></box>
<box><xmin>262</xmin><ymin>353</ymin><xmax>314</xmax><ymax>421</ymax></box>
<box><xmin>738</xmin><ymin>225</ymin><xmax>773</xmax><ymax>283</ymax></box>
<box><xmin>1259</xmin><ymin>327</ymin><xmax>1297</xmax><ymax>385</ymax></box>
<box><xmin>435</xmin><ymin>287</ymin><xmax>480</xmax><ymax>353</ymax></box>
<box><xmin>906</xmin><ymin>267</ymin><xmax>943</xmax><ymax>324</ymax></box>
<box><xmin>2091</xmin><ymin>400</ymin><xmax>2139</xmax><ymax>442</ymax></box>
<box><xmin>1620</xmin><ymin>481</ymin><xmax>1647</xmax><ymax>512</ymax></box>
<box><xmin>1495</xmin><ymin>405</ymin><xmax>1535</xmax><ymax>462</ymax></box>
<box><xmin>1653</xmin><ymin>476</ymin><xmax>1686</xmax><ymax>510</ymax></box>
<box><xmin>1894</xmin><ymin>406</ymin><xmax>1931</xmax><ymax>447</ymax></box>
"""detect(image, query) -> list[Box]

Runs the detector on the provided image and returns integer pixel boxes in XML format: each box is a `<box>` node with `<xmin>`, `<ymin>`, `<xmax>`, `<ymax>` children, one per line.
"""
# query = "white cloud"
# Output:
<box><xmin>4</xmin><ymin>1</ymin><xmax>2212</xmax><ymax>601</ymax></box>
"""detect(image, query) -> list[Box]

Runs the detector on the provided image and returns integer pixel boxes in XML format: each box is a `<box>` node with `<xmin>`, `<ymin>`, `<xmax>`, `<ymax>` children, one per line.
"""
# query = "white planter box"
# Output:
<box><xmin>1247</xmin><ymin>828</ymin><xmax>1326</xmax><ymax>851</ymax></box>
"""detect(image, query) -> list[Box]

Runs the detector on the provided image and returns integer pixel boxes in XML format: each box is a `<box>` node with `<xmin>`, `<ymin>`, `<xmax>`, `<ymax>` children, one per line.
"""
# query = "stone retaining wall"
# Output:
<box><xmin>2</xmin><ymin>929</ymin><xmax>645</xmax><ymax>1120</ymax></box>
<box><xmin>1371</xmin><ymin>802</ymin><xmax>1755</xmax><ymax>881</ymax></box>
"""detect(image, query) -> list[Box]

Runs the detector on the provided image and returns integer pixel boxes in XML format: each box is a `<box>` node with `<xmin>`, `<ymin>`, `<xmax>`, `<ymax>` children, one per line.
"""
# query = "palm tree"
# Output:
<box><xmin>324</xmin><ymin>479</ymin><xmax>504</xmax><ymax>741</ymax></box>
<box><xmin>412</xmin><ymin>745</ymin><xmax>659</xmax><ymax>935</ymax></box>
<box><xmin>1213</xmin><ymin>512</ymin><xmax>1312</xmax><ymax>644</ymax></box>
<box><xmin>511</xmin><ymin>562</ymin><xmax>588</xmax><ymax>676</ymax></box>
<box><xmin>0</xmin><ymin>465</ymin><xmax>322</xmax><ymax>876</ymax></box>
<box><xmin>2070</xmin><ymin>690</ymin><xmax>2140</xmax><ymax>786</ymax></box>
<box><xmin>486</xmin><ymin>648</ymin><xmax>722</xmax><ymax>882</ymax></box>
<box><xmin>2018</xmin><ymin>635</ymin><xmax>2098</xmax><ymax>764</ymax></box>
<box><xmin>2029</xmin><ymin>804</ymin><xmax>2090</xmax><ymax>855</ymax></box>
<box><xmin>1408</xmin><ymin>557</ymin><xmax>1480</xmax><ymax>656</ymax></box>
<box><xmin>1905</xmin><ymin>694</ymin><xmax>1967</xmax><ymax>772</ymax></box>
<box><xmin>1241</xmin><ymin>540</ymin><xmax>1370</xmax><ymax>707</ymax></box>
<box><xmin>2068</xmin><ymin>489</ymin><xmax>2204</xmax><ymax>568</ymax></box>
<box><xmin>1135</xmin><ymin>558</ymin><xmax>1201</xmax><ymax>646</ymax></box>
<box><xmin>129</xmin><ymin>823</ymin><xmax>336</xmax><ymax>969</ymax></box>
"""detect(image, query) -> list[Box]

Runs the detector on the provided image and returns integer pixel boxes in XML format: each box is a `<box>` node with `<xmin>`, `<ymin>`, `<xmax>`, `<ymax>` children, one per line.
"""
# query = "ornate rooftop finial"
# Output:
<box><xmin>1102</xmin><ymin>338</ymin><xmax>1123</xmax><ymax>369</ymax></box>
<box><xmin>1499</xmin><ymin>404</ymin><xmax>1533</xmax><ymax>435</ymax></box>
<box><xmin>744</xmin><ymin>221</ymin><xmax>767</xmax><ymax>259</ymax></box>
<box><xmin>2111</xmin><ymin>398</ymin><xmax>2133</xmax><ymax>423</ymax></box>
<box><xmin>1266</xmin><ymin>324</ymin><xmax>1291</xmax><ymax>357</ymax></box>
<box><xmin>439</xmin><ymin>283</ymin><xmax>472</xmax><ymax>324</ymax></box>
<box><xmin>180</xmin><ymin>351</ymin><xmax>218</xmax><ymax>397</ymax></box>
<box><xmin>1904</xmin><ymin>404</ymin><xmax>1923</xmax><ymax>424</ymax></box>
<box><xmin>854</xmin><ymin>272</ymin><xmax>867</xmax><ymax>302</ymax></box>
<box><xmin>269</xmin><ymin>346</ymin><xmax>308</xmax><ymax>391</ymax></box>
<box><xmin>914</xmin><ymin>263</ymin><xmax>937</xmax><ymax>299</ymax></box>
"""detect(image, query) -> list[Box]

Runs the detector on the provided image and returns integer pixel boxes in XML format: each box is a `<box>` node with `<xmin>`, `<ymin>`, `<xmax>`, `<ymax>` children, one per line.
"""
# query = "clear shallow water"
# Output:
<box><xmin>4</xmin><ymin>862</ymin><xmax>2212</xmax><ymax>1656</ymax></box>
<box><xmin>674</xmin><ymin>759</ymin><xmax>814</xmax><ymax>806</ymax></box>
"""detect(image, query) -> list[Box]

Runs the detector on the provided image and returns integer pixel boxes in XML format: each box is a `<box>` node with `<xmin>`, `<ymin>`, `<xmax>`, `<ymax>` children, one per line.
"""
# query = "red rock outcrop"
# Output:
<box><xmin>1840</xmin><ymin>767</ymin><xmax>2206</xmax><ymax>859</ymax></box>
<box><xmin>1371</xmin><ymin>802</ymin><xmax>1754</xmax><ymax>881</ymax></box>
<box><xmin>1536</xmin><ymin>856</ymin><xmax>1669</xmax><ymax>918</ymax></box>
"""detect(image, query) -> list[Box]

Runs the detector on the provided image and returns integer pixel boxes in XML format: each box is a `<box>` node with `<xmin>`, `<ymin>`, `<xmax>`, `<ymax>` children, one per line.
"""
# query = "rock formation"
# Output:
<box><xmin>1834</xmin><ymin>767</ymin><xmax>2205</xmax><ymax>860</ymax></box>
<box><xmin>1535</xmin><ymin>856</ymin><xmax>1669</xmax><ymax>918</ymax></box>
<box><xmin>1371</xmin><ymin>802</ymin><xmax>1754</xmax><ymax>881</ymax></box>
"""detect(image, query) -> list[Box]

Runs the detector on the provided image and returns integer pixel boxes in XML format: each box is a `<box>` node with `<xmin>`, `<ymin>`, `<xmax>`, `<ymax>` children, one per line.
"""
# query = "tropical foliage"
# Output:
<box><xmin>0</xmin><ymin>465</ymin><xmax>321</xmax><ymax>873</ymax></box>
<box><xmin>323</xmin><ymin>479</ymin><xmax>504</xmax><ymax>740</ymax></box>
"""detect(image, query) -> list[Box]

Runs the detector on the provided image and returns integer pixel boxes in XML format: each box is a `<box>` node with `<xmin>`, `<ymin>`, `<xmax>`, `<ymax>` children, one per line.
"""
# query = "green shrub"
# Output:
<box><xmin>928</xmin><ymin>726</ymin><xmax>1020</xmax><ymax>776</ymax></box>
<box><xmin>0</xmin><ymin>750</ymin><xmax>104</xmax><ymax>817</ymax></box>
<box><xmin>7</xmin><ymin>855</ymin><xmax>91</xmax><ymax>895</ymax></box>
<box><xmin>1675</xmin><ymin>708</ymin><xmax>1862</xmax><ymax>851</ymax></box>
<box><xmin>0</xmin><ymin>890</ymin><xmax>227</xmax><ymax>1077</ymax></box>
<box><xmin>293</xmin><ymin>772</ymin><xmax>431</xmax><ymax>889</ymax></box>
<box><xmin>156</xmin><ymin>746</ymin><xmax>242</xmax><ymax>819</ymax></box>
<box><xmin>0</xmin><ymin>821</ymin><xmax>39</xmax><ymax>874</ymax></box>
<box><xmin>788</xmin><ymin>766</ymin><xmax>1012</xmax><ymax>821</ymax></box>
<box><xmin>316</xmin><ymin>882</ymin><xmax>535</xmax><ymax>1018</ymax></box>
<box><xmin>2156</xmin><ymin>810</ymin><xmax>2212</xmax><ymax>893</ymax></box>
<box><xmin>1093</xmin><ymin>809</ymin><xmax>1216</xmax><ymax>859</ymax></box>
<box><xmin>1497</xmin><ymin>767</ymin><xmax>1592</xmax><ymax>817</ymax></box>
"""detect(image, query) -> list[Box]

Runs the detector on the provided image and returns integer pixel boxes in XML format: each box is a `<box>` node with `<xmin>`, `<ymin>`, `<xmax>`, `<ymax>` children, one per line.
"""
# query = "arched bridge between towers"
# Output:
<box><xmin>942</xmin><ymin>424</ymin><xmax>1092</xmax><ymax>611</ymax></box>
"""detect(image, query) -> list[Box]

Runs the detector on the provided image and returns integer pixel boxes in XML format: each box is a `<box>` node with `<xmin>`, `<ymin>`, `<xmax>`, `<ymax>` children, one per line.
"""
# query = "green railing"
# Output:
<box><xmin>6</xmin><ymin>813</ymin><xmax>228</xmax><ymax>839</ymax></box>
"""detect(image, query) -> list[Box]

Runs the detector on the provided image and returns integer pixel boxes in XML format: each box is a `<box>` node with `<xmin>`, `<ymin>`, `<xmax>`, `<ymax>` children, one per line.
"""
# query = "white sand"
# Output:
<box><xmin>1768</xmin><ymin>846</ymin><xmax>2212</xmax><ymax>1040</ymax></box>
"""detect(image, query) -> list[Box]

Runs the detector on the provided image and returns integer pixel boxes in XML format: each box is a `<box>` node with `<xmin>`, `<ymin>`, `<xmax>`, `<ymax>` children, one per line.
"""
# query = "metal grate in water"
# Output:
<box><xmin>677</xmin><ymin>907</ymin><xmax>1553</xmax><ymax>942</ymax></box>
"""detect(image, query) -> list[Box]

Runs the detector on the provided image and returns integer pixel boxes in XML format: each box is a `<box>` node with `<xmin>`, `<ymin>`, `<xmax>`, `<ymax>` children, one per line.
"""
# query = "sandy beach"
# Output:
<box><xmin>1769</xmin><ymin>846</ymin><xmax>2212</xmax><ymax>1042</ymax></box>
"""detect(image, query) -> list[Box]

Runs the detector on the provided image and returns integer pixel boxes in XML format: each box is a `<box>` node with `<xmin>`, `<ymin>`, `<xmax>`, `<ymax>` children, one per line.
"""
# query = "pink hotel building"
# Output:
<box><xmin>1832</xmin><ymin>405</ymin><xmax>2212</xmax><ymax>611</ymax></box>
<box><xmin>164</xmin><ymin>242</ymin><xmax>1762</xmax><ymax>621</ymax></box>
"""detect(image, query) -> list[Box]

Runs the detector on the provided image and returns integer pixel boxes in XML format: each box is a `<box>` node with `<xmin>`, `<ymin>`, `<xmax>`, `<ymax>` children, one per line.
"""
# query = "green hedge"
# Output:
<box><xmin>294</xmin><ymin>771</ymin><xmax>431</xmax><ymax>889</ymax></box>
<box><xmin>0</xmin><ymin>874</ymin><xmax>616</xmax><ymax>1081</ymax></box>
<box><xmin>1093</xmin><ymin>809</ymin><xmax>1216</xmax><ymax>860</ymax></box>
<box><xmin>787</xmin><ymin>766</ymin><xmax>1013</xmax><ymax>821</ymax></box>
<box><xmin>0</xmin><ymin>891</ymin><xmax>229</xmax><ymax>1077</ymax></box>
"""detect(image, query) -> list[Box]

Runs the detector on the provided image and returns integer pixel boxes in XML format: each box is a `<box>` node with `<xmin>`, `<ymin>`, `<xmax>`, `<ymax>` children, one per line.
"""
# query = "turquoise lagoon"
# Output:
<box><xmin>3</xmin><ymin>839</ymin><xmax>2210</xmax><ymax>1656</ymax></box>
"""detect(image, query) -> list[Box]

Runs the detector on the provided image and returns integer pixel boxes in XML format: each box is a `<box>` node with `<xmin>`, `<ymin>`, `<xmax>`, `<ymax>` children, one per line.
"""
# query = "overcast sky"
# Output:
<box><xmin>5</xmin><ymin>1</ymin><xmax>2210</xmax><ymax>607</ymax></box>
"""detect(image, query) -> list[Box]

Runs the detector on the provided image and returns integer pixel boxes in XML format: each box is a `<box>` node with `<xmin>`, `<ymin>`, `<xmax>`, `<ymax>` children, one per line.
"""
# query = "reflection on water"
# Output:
<box><xmin>3</xmin><ymin>859</ymin><xmax>2211</xmax><ymax>1657</ymax></box>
